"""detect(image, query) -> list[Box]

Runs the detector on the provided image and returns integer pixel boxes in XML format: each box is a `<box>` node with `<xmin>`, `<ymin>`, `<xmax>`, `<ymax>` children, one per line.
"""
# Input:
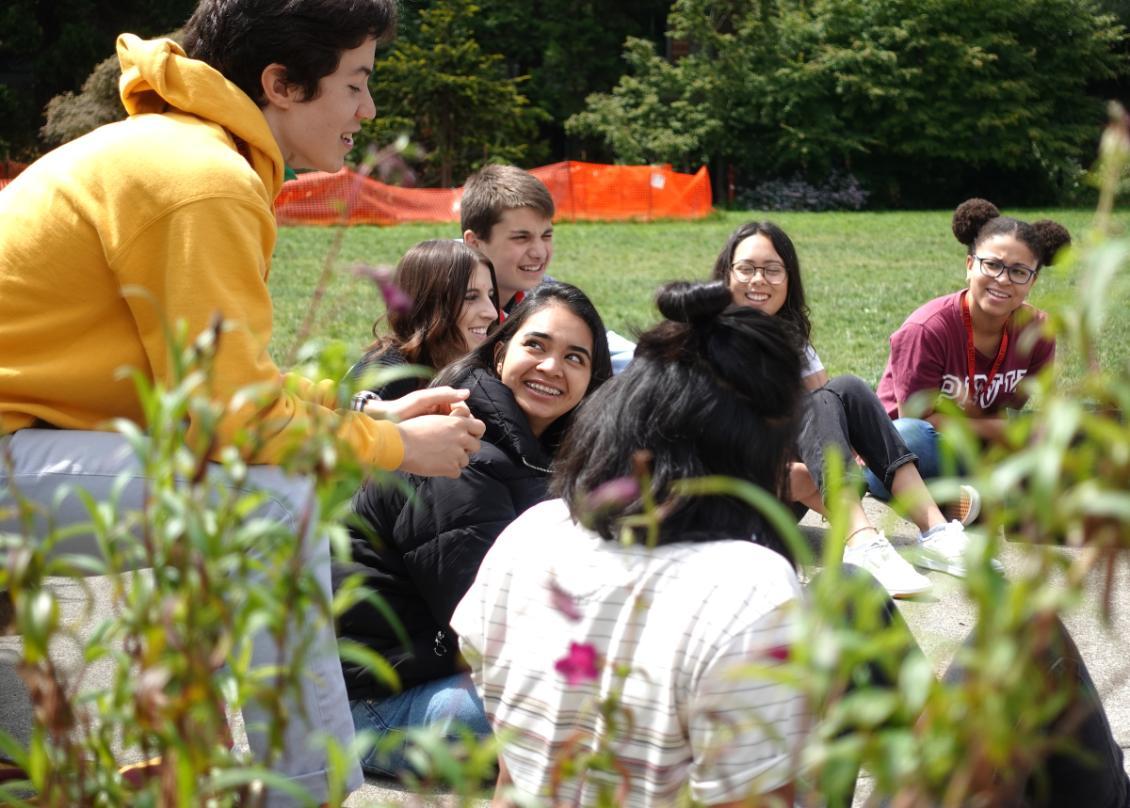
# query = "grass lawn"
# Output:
<box><xmin>270</xmin><ymin>209</ymin><xmax>1130</xmax><ymax>387</ymax></box>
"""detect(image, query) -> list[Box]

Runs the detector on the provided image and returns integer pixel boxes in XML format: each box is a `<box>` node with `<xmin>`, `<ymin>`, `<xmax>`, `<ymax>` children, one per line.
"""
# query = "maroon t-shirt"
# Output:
<box><xmin>876</xmin><ymin>291</ymin><xmax>1055</xmax><ymax>418</ymax></box>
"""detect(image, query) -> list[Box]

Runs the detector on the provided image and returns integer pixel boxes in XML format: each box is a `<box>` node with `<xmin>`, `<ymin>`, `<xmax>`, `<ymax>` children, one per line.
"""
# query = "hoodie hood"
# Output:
<box><xmin>116</xmin><ymin>34</ymin><xmax>284</xmax><ymax>198</ymax></box>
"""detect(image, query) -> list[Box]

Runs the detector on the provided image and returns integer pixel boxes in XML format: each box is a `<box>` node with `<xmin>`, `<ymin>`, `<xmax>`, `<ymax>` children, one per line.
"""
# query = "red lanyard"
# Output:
<box><xmin>498</xmin><ymin>290</ymin><xmax>526</xmax><ymax>323</ymax></box>
<box><xmin>960</xmin><ymin>290</ymin><xmax>1008</xmax><ymax>409</ymax></box>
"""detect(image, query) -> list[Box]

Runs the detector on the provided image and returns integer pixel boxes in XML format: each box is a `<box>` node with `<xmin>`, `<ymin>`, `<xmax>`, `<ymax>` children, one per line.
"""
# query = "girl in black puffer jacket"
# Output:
<box><xmin>334</xmin><ymin>282</ymin><xmax>612</xmax><ymax>777</ymax></box>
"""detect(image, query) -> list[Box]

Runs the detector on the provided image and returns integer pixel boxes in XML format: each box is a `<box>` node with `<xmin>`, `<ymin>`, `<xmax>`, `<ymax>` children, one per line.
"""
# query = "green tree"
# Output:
<box><xmin>568</xmin><ymin>0</ymin><xmax>1128</xmax><ymax>206</ymax></box>
<box><xmin>0</xmin><ymin>0</ymin><xmax>195</xmax><ymax>158</ymax></box>
<box><xmin>565</xmin><ymin>37</ymin><xmax>723</xmax><ymax>169</ymax></box>
<box><xmin>361</xmin><ymin>0</ymin><xmax>548</xmax><ymax>187</ymax></box>
<box><xmin>40</xmin><ymin>51</ymin><xmax>129</xmax><ymax>147</ymax></box>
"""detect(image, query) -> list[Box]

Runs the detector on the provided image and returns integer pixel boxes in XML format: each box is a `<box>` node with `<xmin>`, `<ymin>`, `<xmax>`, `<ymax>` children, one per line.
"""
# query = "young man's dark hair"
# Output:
<box><xmin>182</xmin><ymin>0</ymin><xmax>397</xmax><ymax>105</ymax></box>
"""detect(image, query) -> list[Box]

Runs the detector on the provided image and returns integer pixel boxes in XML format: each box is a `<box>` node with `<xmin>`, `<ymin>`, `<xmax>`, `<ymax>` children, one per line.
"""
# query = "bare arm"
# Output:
<box><xmin>802</xmin><ymin>369</ymin><xmax>830</xmax><ymax>391</ymax></box>
<box><xmin>490</xmin><ymin>756</ymin><xmax>513</xmax><ymax>807</ymax></box>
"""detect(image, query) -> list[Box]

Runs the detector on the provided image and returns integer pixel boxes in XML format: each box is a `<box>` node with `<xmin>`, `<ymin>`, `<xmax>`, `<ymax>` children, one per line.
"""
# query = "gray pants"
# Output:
<box><xmin>0</xmin><ymin>429</ymin><xmax>362</xmax><ymax>806</ymax></box>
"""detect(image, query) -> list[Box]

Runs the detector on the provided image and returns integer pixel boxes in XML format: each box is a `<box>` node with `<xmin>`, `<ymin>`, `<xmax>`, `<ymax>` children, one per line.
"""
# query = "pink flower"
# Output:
<box><xmin>352</xmin><ymin>263</ymin><xmax>413</xmax><ymax>316</ymax></box>
<box><xmin>585</xmin><ymin>477</ymin><xmax>640</xmax><ymax>513</ymax></box>
<box><xmin>555</xmin><ymin>642</ymin><xmax>599</xmax><ymax>685</ymax></box>
<box><xmin>766</xmin><ymin>644</ymin><xmax>790</xmax><ymax>662</ymax></box>
<box><xmin>548</xmin><ymin>579</ymin><xmax>582</xmax><ymax>622</ymax></box>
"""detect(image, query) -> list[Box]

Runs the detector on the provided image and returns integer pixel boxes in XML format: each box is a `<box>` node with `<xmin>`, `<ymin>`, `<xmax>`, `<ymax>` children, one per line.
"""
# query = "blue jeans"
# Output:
<box><xmin>863</xmin><ymin>417</ymin><xmax>942</xmax><ymax>500</ymax></box>
<box><xmin>350</xmin><ymin>672</ymin><xmax>490</xmax><ymax>777</ymax></box>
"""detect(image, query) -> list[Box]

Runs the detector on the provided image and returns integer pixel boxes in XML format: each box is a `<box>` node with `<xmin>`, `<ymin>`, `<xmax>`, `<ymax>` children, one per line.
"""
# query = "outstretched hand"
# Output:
<box><xmin>396</xmin><ymin>413</ymin><xmax>485</xmax><ymax>478</ymax></box>
<box><xmin>365</xmin><ymin>386</ymin><xmax>472</xmax><ymax>421</ymax></box>
<box><xmin>364</xmin><ymin>387</ymin><xmax>485</xmax><ymax>477</ymax></box>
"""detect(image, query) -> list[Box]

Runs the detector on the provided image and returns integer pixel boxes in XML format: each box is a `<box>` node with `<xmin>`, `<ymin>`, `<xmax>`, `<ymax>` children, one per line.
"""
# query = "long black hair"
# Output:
<box><xmin>434</xmin><ymin>281</ymin><xmax>613</xmax><ymax>448</ymax></box>
<box><xmin>551</xmin><ymin>281</ymin><xmax>806</xmax><ymax>560</ymax></box>
<box><xmin>711</xmin><ymin>220</ymin><xmax>812</xmax><ymax>341</ymax></box>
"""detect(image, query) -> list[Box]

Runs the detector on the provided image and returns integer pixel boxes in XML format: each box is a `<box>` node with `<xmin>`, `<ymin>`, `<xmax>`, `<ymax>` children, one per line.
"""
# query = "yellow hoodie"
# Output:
<box><xmin>0</xmin><ymin>35</ymin><xmax>403</xmax><ymax>469</ymax></box>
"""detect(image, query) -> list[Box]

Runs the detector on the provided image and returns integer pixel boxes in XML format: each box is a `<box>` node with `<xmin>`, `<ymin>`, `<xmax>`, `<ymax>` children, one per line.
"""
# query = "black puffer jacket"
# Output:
<box><xmin>348</xmin><ymin>344</ymin><xmax>428</xmax><ymax>401</ymax></box>
<box><xmin>334</xmin><ymin>368</ymin><xmax>555</xmax><ymax>699</ymax></box>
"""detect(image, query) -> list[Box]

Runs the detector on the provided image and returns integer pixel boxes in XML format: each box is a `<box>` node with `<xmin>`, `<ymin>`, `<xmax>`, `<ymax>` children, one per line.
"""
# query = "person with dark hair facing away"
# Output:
<box><xmin>876</xmin><ymin>199</ymin><xmax>1071</xmax><ymax>485</ymax></box>
<box><xmin>0</xmin><ymin>0</ymin><xmax>487</xmax><ymax>803</ymax></box>
<box><xmin>351</xmin><ymin>240</ymin><xmax>499</xmax><ymax>399</ymax></box>
<box><xmin>453</xmin><ymin>281</ymin><xmax>810</xmax><ymax>806</ymax></box>
<box><xmin>452</xmin><ymin>282</ymin><xmax>1130</xmax><ymax>808</ymax></box>
<box><xmin>712</xmin><ymin>222</ymin><xmax>999</xmax><ymax>597</ymax></box>
<box><xmin>335</xmin><ymin>282</ymin><xmax>613</xmax><ymax>777</ymax></box>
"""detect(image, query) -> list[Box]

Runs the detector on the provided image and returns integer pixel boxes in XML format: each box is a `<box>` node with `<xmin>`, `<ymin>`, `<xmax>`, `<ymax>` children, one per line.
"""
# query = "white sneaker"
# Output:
<box><xmin>916</xmin><ymin>520</ymin><xmax>1004</xmax><ymax>577</ymax></box>
<box><xmin>843</xmin><ymin>533</ymin><xmax>932</xmax><ymax>598</ymax></box>
<box><xmin>942</xmin><ymin>484</ymin><xmax>981</xmax><ymax>526</ymax></box>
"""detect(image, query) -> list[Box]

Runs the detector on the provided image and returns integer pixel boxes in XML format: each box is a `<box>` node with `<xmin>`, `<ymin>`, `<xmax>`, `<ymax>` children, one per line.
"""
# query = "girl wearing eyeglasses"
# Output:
<box><xmin>713</xmin><ymin>221</ymin><xmax>997</xmax><ymax>598</ymax></box>
<box><xmin>875</xmin><ymin>199</ymin><xmax>1070</xmax><ymax>487</ymax></box>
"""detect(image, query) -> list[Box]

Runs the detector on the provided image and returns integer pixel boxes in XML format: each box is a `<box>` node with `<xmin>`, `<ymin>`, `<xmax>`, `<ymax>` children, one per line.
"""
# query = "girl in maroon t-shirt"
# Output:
<box><xmin>876</xmin><ymin>199</ymin><xmax>1070</xmax><ymax>482</ymax></box>
<box><xmin>713</xmin><ymin>221</ymin><xmax>1000</xmax><ymax>598</ymax></box>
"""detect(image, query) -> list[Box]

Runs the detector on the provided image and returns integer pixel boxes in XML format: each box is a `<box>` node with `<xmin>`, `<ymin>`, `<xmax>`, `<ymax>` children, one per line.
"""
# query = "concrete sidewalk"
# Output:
<box><xmin>1</xmin><ymin>498</ymin><xmax>1126</xmax><ymax>806</ymax></box>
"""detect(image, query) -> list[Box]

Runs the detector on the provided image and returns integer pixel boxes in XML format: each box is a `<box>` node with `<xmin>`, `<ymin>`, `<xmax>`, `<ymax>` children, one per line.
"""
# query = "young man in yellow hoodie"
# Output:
<box><xmin>0</xmin><ymin>0</ymin><xmax>484</xmax><ymax>803</ymax></box>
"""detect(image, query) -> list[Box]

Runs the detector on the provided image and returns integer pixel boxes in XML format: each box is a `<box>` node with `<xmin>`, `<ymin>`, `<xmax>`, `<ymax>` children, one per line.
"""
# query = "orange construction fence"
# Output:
<box><xmin>274</xmin><ymin>160</ymin><xmax>713</xmax><ymax>226</ymax></box>
<box><xmin>0</xmin><ymin>160</ymin><xmax>27</xmax><ymax>192</ymax></box>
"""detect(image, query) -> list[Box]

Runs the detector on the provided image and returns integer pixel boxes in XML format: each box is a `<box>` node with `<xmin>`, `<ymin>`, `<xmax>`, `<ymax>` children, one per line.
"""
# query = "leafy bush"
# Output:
<box><xmin>570</xmin><ymin>0</ymin><xmax>1129</xmax><ymax>206</ymax></box>
<box><xmin>0</xmin><ymin>322</ymin><xmax>373</xmax><ymax>806</ymax></box>
<box><xmin>40</xmin><ymin>29</ymin><xmax>182</xmax><ymax>148</ymax></box>
<box><xmin>40</xmin><ymin>53</ymin><xmax>125</xmax><ymax>147</ymax></box>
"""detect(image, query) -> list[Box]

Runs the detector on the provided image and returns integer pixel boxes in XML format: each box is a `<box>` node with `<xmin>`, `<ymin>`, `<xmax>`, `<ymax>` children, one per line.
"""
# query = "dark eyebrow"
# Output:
<box><xmin>524</xmin><ymin>330</ymin><xmax>592</xmax><ymax>358</ymax></box>
<box><xmin>352</xmin><ymin>65</ymin><xmax>374</xmax><ymax>78</ymax></box>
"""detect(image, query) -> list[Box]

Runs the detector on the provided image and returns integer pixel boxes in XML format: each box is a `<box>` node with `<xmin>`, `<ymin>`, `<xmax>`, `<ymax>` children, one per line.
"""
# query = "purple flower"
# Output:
<box><xmin>548</xmin><ymin>579</ymin><xmax>582</xmax><ymax>622</ymax></box>
<box><xmin>555</xmin><ymin>642</ymin><xmax>599</xmax><ymax>685</ymax></box>
<box><xmin>585</xmin><ymin>477</ymin><xmax>640</xmax><ymax>513</ymax></box>
<box><xmin>352</xmin><ymin>263</ymin><xmax>413</xmax><ymax>316</ymax></box>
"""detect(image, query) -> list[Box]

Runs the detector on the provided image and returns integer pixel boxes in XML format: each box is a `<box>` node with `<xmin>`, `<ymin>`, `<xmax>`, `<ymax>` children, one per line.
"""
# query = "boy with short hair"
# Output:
<box><xmin>461</xmin><ymin>164</ymin><xmax>555</xmax><ymax>314</ymax></box>
<box><xmin>460</xmin><ymin>165</ymin><xmax>636</xmax><ymax>370</ymax></box>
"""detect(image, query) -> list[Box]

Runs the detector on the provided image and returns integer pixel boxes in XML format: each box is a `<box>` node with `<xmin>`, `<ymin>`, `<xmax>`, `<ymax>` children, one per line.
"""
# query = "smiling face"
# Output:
<box><xmin>263</xmin><ymin>37</ymin><xmax>377</xmax><ymax>173</ymax></box>
<box><xmin>457</xmin><ymin>261</ymin><xmax>498</xmax><ymax>350</ymax></box>
<box><xmin>497</xmin><ymin>303</ymin><xmax>593</xmax><ymax>437</ymax></box>
<box><xmin>965</xmin><ymin>233</ymin><xmax>1040</xmax><ymax>324</ymax></box>
<box><xmin>467</xmin><ymin>207</ymin><xmax>554</xmax><ymax>307</ymax></box>
<box><xmin>726</xmin><ymin>233</ymin><xmax>789</xmax><ymax>317</ymax></box>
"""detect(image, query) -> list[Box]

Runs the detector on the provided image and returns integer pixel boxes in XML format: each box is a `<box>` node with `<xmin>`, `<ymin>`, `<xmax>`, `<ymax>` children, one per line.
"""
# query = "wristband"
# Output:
<box><xmin>352</xmin><ymin>390</ymin><xmax>380</xmax><ymax>411</ymax></box>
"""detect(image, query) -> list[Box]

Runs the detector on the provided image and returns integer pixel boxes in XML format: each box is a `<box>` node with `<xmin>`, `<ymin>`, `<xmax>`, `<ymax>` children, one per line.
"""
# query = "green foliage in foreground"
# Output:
<box><xmin>270</xmin><ymin>207</ymin><xmax>1130</xmax><ymax>388</ymax></box>
<box><xmin>1</xmin><ymin>116</ymin><xmax>1128</xmax><ymax>808</ymax></box>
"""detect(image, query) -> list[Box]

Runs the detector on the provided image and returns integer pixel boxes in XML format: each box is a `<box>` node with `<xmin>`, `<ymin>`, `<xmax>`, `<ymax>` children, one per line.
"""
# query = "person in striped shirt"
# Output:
<box><xmin>453</xmin><ymin>281</ymin><xmax>810</xmax><ymax>807</ymax></box>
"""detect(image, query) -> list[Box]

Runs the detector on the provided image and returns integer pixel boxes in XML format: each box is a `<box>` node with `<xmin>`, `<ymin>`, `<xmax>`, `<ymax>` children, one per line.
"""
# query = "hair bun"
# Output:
<box><xmin>952</xmin><ymin>198</ymin><xmax>1001</xmax><ymax>246</ymax></box>
<box><xmin>1031</xmin><ymin>220</ymin><xmax>1071</xmax><ymax>265</ymax></box>
<box><xmin>656</xmin><ymin>281</ymin><xmax>731</xmax><ymax>324</ymax></box>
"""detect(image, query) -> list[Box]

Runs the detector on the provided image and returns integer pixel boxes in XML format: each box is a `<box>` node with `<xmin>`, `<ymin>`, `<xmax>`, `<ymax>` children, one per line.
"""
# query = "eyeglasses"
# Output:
<box><xmin>975</xmin><ymin>255</ymin><xmax>1037</xmax><ymax>285</ymax></box>
<box><xmin>731</xmin><ymin>261</ymin><xmax>787</xmax><ymax>285</ymax></box>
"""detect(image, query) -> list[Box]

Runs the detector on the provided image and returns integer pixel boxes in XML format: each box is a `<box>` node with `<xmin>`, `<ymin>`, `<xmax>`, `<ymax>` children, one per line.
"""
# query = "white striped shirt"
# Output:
<box><xmin>452</xmin><ymin>499</ymin><xmax>808</xmax><ymax>807</ymax></box>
